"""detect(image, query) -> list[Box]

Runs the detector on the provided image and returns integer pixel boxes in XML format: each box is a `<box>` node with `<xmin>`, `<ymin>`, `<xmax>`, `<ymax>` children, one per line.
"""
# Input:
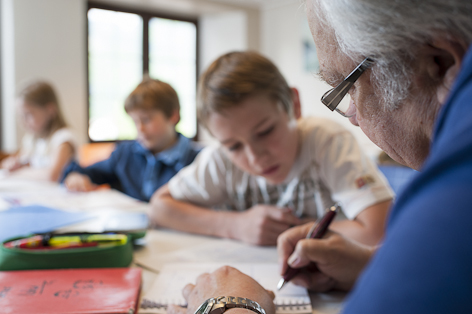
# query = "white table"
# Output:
<box><xmin>0</xmin><ymin>172</ymin><xmax>345</xmax><ymax>314</ymax></box>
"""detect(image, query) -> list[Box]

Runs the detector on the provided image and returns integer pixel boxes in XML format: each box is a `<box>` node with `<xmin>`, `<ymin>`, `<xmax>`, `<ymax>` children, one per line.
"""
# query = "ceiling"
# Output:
<box><xmin>207</xmin><ymin>0</ymin><xmax>299</xmax><ymax>9</ymax></box>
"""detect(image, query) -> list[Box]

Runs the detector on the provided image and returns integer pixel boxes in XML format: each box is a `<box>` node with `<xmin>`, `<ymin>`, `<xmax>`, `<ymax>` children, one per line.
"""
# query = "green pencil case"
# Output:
<box><xmin>0</xmin><ymin>232</ymin><xmax>137</xmax><ymax>271</ymax></box>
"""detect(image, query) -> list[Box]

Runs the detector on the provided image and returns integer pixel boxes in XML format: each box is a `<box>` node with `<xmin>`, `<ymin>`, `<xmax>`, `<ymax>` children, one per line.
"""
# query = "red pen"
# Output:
<box><xmin>277</xmin><ymin>203</ymin><xmax>340</xmax><ymax>290</ymax></box>
<box><xmin>3</xmin><ymin>235</ymin><xmax>44</xmax><ymax>248</ymax></box>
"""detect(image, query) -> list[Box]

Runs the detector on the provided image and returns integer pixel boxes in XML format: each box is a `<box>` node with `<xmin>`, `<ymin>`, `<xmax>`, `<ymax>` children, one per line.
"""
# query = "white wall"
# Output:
<box><xmin>260</xmin><ymin>2</ymin><xmax>381</xmax><ymax>157</ymax></box>
<box><xmin>1</xmin><ymin>0</ymin><xmax>88</xmax><ymax>152</ymax></box>
<box><xmin>199</xmin><ymin>11</ymin><xmax>247</xmax><ymax>73</ymax></box>
<box><xmin>1</xmin><ymin>0</ymin><xmax>16</xmax><ymax>151</ymax></box>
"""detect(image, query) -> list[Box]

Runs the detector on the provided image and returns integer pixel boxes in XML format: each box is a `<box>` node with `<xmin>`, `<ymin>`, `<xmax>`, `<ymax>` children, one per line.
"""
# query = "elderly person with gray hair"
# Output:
<box><xmin>167</xmin><ymin>1</ymin><xmax>472</xmax><ymax>313</ymax></box>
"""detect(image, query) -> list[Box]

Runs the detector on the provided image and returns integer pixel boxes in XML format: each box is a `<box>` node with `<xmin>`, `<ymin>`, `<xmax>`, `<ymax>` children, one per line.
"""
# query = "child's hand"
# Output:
<box><xmin>64</xmin><ymin>172</ymin><xmax>98</xmax><ymax>192</ymax></box>
<box><xmin>232</xmin><ymin>205</ymin><xmax>302</xmax><ymax>246</ymax></box>
<box><xmin>1</xmin><ymin>156</ymin><xmax>24</xmax><ymax>172</ymax></box>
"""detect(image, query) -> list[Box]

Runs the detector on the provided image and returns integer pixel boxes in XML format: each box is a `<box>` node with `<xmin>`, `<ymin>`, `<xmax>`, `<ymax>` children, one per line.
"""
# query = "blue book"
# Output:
<box><xmin>0</xmin><ymin>205</ymin><xmax>93</xmax><ymax>243</ymax></box>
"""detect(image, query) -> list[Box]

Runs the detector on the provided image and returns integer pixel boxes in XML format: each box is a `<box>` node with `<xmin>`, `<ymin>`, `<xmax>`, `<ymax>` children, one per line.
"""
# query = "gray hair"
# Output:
<box><xmin>312</xmin><ymin>0</ymin><xmax>472</xmax><ymax>110</ymax></box>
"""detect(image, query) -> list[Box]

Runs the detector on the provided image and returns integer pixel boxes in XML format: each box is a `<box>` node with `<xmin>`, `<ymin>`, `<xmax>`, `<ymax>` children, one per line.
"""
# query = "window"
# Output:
<box><xmin>87</xmin><ymin>4</ymin><xmax>198</xmax><ymax>142</ymax></box>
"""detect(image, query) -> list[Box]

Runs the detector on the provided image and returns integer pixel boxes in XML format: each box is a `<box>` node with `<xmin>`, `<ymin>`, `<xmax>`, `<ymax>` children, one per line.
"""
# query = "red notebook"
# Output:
<box><xmin>0</xmin><ymin>267</ymin><xmax>141</xmax><ymax>314</ymax></box>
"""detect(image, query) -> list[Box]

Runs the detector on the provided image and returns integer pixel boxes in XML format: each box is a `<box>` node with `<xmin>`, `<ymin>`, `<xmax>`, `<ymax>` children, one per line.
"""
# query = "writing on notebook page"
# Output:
<box><xmin>0</xmin><ymin>279</ymin><xmax>104</xmax><ymax>299</ymax></box>
<box><xmin>140</xmin><ymin>263</ymin><xmax>312</xmax><ymax>314</ymax></box>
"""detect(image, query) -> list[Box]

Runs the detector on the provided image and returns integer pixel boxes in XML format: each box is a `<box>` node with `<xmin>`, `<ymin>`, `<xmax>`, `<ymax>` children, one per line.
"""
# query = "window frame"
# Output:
<box><xmin>86</xmin><ymin>2</ymin><xmax>199</xmax><ymax>143</ymax></box>
<box><xmin>0</xmin><ymin>2</ymin><xmax>3</xmax><ymax>149</ymax></box>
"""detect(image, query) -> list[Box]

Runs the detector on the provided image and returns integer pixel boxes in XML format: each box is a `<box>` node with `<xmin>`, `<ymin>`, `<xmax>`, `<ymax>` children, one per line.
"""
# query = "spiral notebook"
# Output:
<box><xmin>139</xmin><ymin>263</ymin><xmax>312</xmax><ymax>314</ymax></box>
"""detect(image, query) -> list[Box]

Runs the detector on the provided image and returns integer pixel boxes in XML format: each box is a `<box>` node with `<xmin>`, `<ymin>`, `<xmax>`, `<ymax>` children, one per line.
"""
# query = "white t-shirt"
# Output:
<box><xmin>19</xmin><ymin>128</ymin><xmax>77</xmax><ymax>168</ymax></box>
<box><xmin>168</xmin><ymin>117</ymin><xmax>394</xmax><ymax>220</ymax></box>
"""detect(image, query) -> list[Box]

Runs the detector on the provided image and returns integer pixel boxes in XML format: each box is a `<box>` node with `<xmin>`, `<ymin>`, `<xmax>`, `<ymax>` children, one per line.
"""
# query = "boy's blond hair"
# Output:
<box><xmin>18</xmin><ymin>80</ymin><xmax>67</xmax><ymax>137</ymax></box>
<box><xmin>197</xmin><ymin>51</ymin><xmax>293</xmax><ymax>127</ymax></box>
<box><xmin>125</xmin><ymin>78</ymin><xmax>180</xmax><ymax>119</ymax></box>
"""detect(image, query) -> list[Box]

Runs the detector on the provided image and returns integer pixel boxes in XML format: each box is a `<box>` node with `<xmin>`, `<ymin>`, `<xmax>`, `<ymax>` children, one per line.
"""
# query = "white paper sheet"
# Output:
<box><xmin>140</xmin><ymin>263</ymin><xmax>312</xmax><ymax>314</ymax></box>
<box><xmin>133</xmin><ymin>232</ymin><xmax>279</xmax><ymax>273</ymax></box>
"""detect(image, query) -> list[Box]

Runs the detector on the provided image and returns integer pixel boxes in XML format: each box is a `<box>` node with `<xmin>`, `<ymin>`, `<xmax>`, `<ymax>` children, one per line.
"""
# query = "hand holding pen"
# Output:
<box><xmin>277</xmin><ymin>203</ymin><xmax>375</xmax><ymax>292</ymax></box>
<box><xmin>277</xmin><ymin>203</ymin><xmax>340</xmax><ymax>290</ymax></box>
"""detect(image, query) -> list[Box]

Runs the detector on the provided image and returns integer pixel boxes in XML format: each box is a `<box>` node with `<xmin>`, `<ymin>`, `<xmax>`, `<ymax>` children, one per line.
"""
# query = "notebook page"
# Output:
<box><xmin>140</xmin><ymin>263</ymin><xmax>312</xmax><ymax>314</ymax></box>
<box><xmin>134</xmin><ymin>236</ymin><xmax>279</xmax><ymax>273</ymax></box>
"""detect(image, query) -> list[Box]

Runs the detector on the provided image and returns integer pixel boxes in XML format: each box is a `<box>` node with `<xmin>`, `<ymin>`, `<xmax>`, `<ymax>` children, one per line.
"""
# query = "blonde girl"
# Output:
<box><xmin>1</xmin><ymin>81</ymin><xmax>77</xmax><ymax>181</ymax></box>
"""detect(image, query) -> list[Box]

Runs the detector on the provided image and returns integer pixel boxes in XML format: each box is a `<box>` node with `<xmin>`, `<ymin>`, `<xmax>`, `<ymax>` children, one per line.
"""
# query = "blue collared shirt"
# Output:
<box><xmin>62</xmin><ymin>133</ymin><xmax>201</xmax><ymax>202</ymax></box>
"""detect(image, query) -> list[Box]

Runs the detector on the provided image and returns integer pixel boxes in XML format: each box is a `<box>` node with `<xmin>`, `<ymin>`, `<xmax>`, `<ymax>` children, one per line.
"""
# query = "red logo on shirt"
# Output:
<box><xmin>356</xmin><ymin>175</ymin><xmax>375</xmax><ymax>188</ymax></box>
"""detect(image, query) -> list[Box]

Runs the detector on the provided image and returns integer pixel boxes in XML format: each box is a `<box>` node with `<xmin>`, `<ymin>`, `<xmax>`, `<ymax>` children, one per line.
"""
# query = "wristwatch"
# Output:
<box><xmin>194</xmin><ymin>296</ymin><xmax>267</xmax><ymax>314</ymax></box>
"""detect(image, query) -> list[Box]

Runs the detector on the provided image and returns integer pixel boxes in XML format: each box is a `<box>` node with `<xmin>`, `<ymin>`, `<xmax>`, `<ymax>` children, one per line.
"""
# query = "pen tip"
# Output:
<box><xmin>277</xmin><ymin>278</ymin><xmax>287</xmax><ymax>291</ymax></box>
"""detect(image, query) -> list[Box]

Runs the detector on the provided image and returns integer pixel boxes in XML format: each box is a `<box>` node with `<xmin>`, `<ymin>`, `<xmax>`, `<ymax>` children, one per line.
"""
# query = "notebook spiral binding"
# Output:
<box><xmin>140</xmin><ymin>299</ymin><xmax>311</xmax><ymax>312</ymax></box>
<box><xmin>141</xmin><ymin>299</ymin><xmax>184</xmax><ymax>309</ymax></box>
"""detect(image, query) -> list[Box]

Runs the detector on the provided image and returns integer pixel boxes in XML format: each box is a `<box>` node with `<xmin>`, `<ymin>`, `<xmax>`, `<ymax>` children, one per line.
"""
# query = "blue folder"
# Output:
<box><xmin>0</xmin><ymin>205</ymin><xmax>94</xmax><ymax>243</ymax></box>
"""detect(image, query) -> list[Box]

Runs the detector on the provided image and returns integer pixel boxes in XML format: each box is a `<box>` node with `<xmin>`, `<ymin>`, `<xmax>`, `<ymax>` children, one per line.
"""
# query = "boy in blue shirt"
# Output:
<box><xmin>61</xmin><ymin>78</ymin><xmax>200</xmax><ymax>202</ymax></box>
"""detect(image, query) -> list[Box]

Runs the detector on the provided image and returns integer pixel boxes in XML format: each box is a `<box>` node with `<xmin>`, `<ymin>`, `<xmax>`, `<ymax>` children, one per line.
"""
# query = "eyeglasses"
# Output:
<box><xmin>321</xmin><ymin>57</ymin><xmax>374</xmax><ymax>117</ymax></box>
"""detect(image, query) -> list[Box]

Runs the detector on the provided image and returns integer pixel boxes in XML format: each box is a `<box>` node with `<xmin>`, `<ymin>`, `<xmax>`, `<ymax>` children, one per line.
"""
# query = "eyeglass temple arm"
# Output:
<box><xmin>322</xmin><ymin>58</ymin><xmax>374</xmax><ymax>111</ymax></box>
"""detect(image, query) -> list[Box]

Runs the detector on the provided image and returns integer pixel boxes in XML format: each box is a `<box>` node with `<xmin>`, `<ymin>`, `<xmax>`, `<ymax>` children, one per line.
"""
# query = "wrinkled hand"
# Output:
<box><xmin>64</xmin><ymin>172</ymin><xmax>97</xmax><ymax>192</ymax></box>
<box><xmin>167</xmin><ymin>266</ymin><xmax>276</xmax><ymax>314</ymax></box>
<box><xmin>232</xmin><ymin>205</ymin><xmax>302</xmax><ymax>246</ymax></box>
<box><xmin>277</xmin><ymin>222</ymin><xmax>375</xmax><ymax>292</ymax></box>
<box><xmin>1</xmin><ymin>156</ymin><xmax>24</xmax><ymax>172</ymax></box>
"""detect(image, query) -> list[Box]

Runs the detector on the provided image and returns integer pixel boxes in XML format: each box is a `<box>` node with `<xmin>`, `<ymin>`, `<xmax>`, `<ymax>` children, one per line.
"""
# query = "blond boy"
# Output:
<box><xmin>149</xmin><ymin>52</ymin><xmax>393</xmax><ymax>245</ymax></box>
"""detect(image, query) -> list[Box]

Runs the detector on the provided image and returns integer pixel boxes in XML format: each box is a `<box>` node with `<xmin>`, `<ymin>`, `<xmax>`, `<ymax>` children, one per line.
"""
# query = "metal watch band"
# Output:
<box><xmin>203</xmin><ymin>296</ymin><xmax>267</xmax><ymax>314</ymax></box>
